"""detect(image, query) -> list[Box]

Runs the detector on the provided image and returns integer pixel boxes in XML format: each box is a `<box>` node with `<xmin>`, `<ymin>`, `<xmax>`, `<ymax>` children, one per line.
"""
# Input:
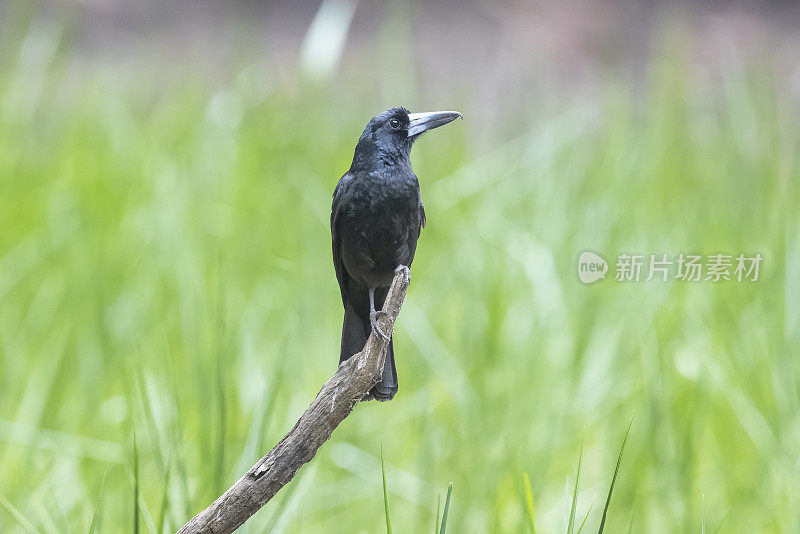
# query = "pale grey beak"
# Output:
<box><xmin>407</xmin><ymin>110</ymin><xmax>463</xmax><ymax>138</ymax></box>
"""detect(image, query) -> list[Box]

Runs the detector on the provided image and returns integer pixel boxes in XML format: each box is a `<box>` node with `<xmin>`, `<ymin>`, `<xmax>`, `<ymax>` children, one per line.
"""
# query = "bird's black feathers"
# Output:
<box><xmin>331</xmin><ymin>106</ymin><xmax>458</xmax><ymax>401</ymax></box>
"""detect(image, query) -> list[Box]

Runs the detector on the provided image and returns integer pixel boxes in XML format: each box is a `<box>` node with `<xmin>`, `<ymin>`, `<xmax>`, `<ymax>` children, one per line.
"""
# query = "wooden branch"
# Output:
<box><xmin>177</xmin><ymin>267</ymin><xmax>411</xmax><ymax>534</ymax></box>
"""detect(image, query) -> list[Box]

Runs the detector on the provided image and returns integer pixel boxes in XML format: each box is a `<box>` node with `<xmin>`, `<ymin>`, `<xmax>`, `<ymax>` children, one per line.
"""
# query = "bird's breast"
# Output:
<box><xmin>338</xmin><ymin>177</ymin><xmax>421</xmax><ymax>285</ymax></box>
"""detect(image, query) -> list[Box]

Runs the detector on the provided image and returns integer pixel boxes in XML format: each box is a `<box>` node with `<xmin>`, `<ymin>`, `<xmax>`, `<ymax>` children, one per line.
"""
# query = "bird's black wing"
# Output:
<box><xmin>331</xmin><ymin>172</ymin><xmax>352</xmax><ymax>304</ymax></box>
<box><xmin>398</xmin><ymin>188</ymin><xmax>426</xmax><ymax>267</ymax></box>
<box><xmin>332</xmin><ymin>172</ymin><xmax>372</xmax><ymax>365</ymax></box>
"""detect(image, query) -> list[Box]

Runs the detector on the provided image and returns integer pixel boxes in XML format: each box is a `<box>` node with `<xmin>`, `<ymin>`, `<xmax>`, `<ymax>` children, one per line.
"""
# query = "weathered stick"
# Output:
<box><xmin>177</xmin><ymin>267</ymin><xmax>411</xmax><ymax>534</ymax></box>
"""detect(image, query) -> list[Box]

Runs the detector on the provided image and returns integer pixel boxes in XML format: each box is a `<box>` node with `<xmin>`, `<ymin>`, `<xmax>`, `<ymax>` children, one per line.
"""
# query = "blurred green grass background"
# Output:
<box><xmin>1</xmin><ymin>3</ymin><xmax>799</xmax><ymax>533</ymax></box>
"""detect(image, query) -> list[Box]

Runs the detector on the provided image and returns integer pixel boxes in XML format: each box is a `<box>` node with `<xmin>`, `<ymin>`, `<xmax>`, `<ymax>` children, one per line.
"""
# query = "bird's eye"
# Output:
<box><xmin>389</xmin><ymin>118</ymin><xmax>401</xmax><ymax>129</ymax></box>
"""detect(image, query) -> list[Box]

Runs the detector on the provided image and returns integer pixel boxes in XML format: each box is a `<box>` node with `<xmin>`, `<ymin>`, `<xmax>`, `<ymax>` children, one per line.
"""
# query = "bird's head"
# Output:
<box><xmin>351</xmin><ymin>107</ymin><xmax>462</xmax><ymax>170</ymax></box>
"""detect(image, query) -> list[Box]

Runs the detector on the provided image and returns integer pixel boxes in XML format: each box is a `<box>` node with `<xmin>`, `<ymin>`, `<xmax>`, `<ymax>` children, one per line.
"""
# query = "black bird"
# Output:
<box><xmin>331</xmin><ymin>107</ymin><xmax>462</xmax><ymax>401</ymax></box>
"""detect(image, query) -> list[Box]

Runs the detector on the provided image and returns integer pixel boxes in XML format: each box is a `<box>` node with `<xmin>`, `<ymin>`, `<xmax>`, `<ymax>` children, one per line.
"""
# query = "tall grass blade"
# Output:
<box><xmin>598</xmin><ymin>414</ymin><xmax>634</xmax><ymax>534</ymax></box>
<box><xmin>701</xmin><ymin>494</ymin><xmax>705</xmax><ymax>534</ymax></box>
<box><xmin>166</xmin><ymin>341</ymin><xmax>190</xmax><ymax>521</ymax></box>
<box><xmin>88</xmin><ymin>470</ymin><xmax>108</xmax><ymax>534</ymax></box>
<box><xmin>0</xmin><ymin>491</ymin><xmax>40</xmax><ymax>534</ymax></box>
<box><xmin>134</xmin><ymin>429</ymin><xmax>140</xmax><ymax>534</ymax></box>
<box><xmin>214</xmin><ymin>267</ymin><xmax>228</xmax><ymax>496</ymax></box>
<box><xmin>567</xmin><ymin>437</ymin><xmax>584</xmax><ymax>534</ymax></box>
<box><xmin>157</xmin><ymin>449</ymin><xmax>173</xmax><ymax>534</ymax></box>
<box><xmin>134</xmin><ymin>345</ymin><xmax>166</xmax><ymax>474</ymax></box>
<box><xmin>522</xmin><ymin>472</ymin><xmax>537</xmax><ymax>534</ymax></box>
<box><xmin>712</xmin><ymin>510</ymin><xmax>729</xmax><ymax>534</ymax></box>
<box><xmin>439</xmin><ymin>482</ymin><xmax>454</xmax><ymax>534</ymax></box>
<box><xmin>576</xmin><ymin>498</ymin><xmax>595</xmax><ymax>534</ymax></box>
<box><xmin>380</xmin><ymin>442</ymin><xmax>392</xmax><ymax>534</ymax></box>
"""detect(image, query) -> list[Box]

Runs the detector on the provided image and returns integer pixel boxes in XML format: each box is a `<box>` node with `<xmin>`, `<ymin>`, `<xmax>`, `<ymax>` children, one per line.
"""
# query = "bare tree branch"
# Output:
<box><xmin>177</xmin><ymin>267</ymin><xmax>411</xmax><ymax>534</ymax></box>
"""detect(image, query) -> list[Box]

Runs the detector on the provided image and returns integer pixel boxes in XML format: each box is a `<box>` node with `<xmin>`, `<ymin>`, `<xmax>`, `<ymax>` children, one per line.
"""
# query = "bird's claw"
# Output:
<box><xmin>394</xmin><ymin>265</ymin><xmax>411</xmax><ymax>286</ymax></box>
<box><xmin>370</xmin><ymin>311</ymin><xmax>391</xmax><ymax>341</ymax></box>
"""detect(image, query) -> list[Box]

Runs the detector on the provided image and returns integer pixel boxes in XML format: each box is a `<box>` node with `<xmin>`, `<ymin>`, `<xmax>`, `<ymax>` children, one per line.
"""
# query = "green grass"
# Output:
<box><xmin>1</xmin><ymin>9</ymin><xmax>799</xmax><ymax>534</ymax></box>
<box><xmin>0</xmin><ymin>492</ymin><xmax>39</xmax><ymax>534</ymax></box>
<box><xmin>523</xmin><ymin>473</ymin><xmax>537</xmax><ymax>533</ymax></box>
<box><xmin>381</xmin><ymin>443</ymin><xmax>392</xmax><ymax>534</ymax></box>
<box><xmin>567</xmin><ymin>438</ymin><xmax>583</xmax><ymax>534</ymax></box>
<box><xmin>439</xmin><ymin>482</ymin><xmax>454</xmax><ymax>534</ymax></box>
<box><xmin>598</xmin><ymin>415</ymin><xmax>633</xmax><ymax>533</ymax></box>
<box><xmin>87</xmin><ymin>471</ymin><xmax>106</xmax><ymax>534</ymax></box>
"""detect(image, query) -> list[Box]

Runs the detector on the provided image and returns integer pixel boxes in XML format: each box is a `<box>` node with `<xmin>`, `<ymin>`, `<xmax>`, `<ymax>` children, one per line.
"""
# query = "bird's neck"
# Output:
<box><xmin>351</xmin><ymin>141</ymin><xmax>411</xmax><ymax>173</ymax></box>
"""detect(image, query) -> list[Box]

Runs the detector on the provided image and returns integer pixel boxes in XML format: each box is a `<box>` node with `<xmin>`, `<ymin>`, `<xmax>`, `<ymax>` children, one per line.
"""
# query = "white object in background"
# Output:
<box><xmin>300</xmin><ymin>0</ymin><xmax>358</xmax><ymax>80</ymax></box>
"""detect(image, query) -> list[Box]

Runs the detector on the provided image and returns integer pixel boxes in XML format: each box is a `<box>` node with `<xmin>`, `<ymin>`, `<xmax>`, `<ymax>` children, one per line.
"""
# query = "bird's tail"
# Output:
<box><xmin>339</xmin><ymin>303</ymin><xmax>398</xmax><ymax>402</ymax></box>
<box><xmin>371</xmin><ymin>339</ymin><xmax>397</xmax><ymax>402</ymax></box>
<box><xmin>339</xmin><ymin>303</ymin><xmax>367</xmax><ymax>364</ymax></box>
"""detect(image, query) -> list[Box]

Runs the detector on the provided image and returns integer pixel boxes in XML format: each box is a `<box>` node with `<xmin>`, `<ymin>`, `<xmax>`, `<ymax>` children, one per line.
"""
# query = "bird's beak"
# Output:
<box><xmin>407</xmin><ymin>110</ymin><xmax>463</xmax><ymax>138</ymax></box>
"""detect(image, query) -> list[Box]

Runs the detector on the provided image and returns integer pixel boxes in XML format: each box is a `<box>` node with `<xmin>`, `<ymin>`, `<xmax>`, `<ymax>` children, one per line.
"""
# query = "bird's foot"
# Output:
<box><xmin>394</xmin><ymin>265</ymin><xmax>411</xmax><ymax>286</ymax></box>
<box><xmin>370</xmin><ymin>311</ymin><xmax>391</xmax><ymax>341</ymax></box>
